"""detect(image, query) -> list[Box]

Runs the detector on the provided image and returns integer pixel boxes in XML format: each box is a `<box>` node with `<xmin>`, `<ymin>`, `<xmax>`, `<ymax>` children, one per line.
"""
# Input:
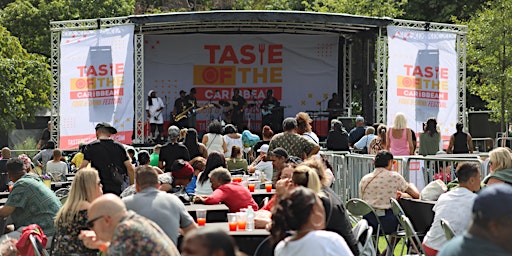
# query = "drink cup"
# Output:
<box><xmin>196</xmin><ymin>209</ymin><xmax>207</xmax><ymax>226</ymax></box>
<box><xmin>236</xmin><ymin>212</ymin><xmax>247</xmax><ymax>231</ymax></box>
<box><xmin>265</xmin><ymin>181</ymin><xmax>273</xmax><ymax>192</ymax></box>
<box><xmin>227</xmin><ymin>213</ymin><xmax>237</xmax><ymax>231</ymax></box>
<box><xmin>248</xmin><ymin>181</ymin><xmax>256</xmax><ymax>192</ymax></box>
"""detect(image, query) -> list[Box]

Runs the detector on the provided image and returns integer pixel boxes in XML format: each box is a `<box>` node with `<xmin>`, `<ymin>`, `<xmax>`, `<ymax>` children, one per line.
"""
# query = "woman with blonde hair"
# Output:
<box><xmin>484</xmin><ymin>147</ymin><xmax>512</xmax><ymax>185</ymax></box>
<box><xmin>52</xmin><ymin>167</ymin><xmax>103</xmax><ymax>255</ymax></box>
<box><xmin>386</xmin><ymin>112</ymin><xmax>414</xmax><ymax>155</ymax></box>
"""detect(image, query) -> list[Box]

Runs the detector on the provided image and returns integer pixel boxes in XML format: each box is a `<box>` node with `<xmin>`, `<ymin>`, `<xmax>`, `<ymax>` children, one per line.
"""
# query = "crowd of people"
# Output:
<box><xmin>0</xmin><ymin>108</ymin><xmax>511</xmax><ymax>256</ymax></box>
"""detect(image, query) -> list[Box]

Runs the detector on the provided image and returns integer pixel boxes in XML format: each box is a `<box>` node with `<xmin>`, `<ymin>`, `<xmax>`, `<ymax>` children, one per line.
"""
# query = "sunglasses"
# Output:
<box><xmin>87</xmin><ymin>215</ymin><xmax>104</xmax><ymax>229</ymax></box>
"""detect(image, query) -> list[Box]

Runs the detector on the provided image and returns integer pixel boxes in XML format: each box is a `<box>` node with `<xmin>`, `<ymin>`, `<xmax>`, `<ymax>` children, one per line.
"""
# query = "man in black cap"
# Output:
<box><xmin>260</xmin><ymin>89</ymin><xmax>281</xmax><ymax>131</ymax></box>
<box><xmin>173</xmin><ymin>90</ymin><xmax>189</xmax><ymax>128</ymax></box>
<box><xmin>438</xmin><ymin>183</ymin><xmax>512</xmax><ymax>256</ymax></box>
<box><xmin>79</xmin><ymin>122</ymin><xmax>135</xmax><ymax>195</ymax></box>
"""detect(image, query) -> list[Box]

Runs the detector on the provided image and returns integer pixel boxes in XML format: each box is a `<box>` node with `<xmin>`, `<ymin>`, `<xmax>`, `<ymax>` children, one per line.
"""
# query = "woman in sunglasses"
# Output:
<box><xmin>52</xmin><ymin>167</ymin><xmax>103</xmax><ymax>256</ymax></box>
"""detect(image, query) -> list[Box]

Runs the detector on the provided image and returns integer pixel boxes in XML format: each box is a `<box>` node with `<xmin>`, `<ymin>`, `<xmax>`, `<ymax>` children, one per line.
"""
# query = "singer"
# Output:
<box><xmin>146</xmin><ymin>90</ymin><xmax>165</xmax><ymax>143</ymax></box>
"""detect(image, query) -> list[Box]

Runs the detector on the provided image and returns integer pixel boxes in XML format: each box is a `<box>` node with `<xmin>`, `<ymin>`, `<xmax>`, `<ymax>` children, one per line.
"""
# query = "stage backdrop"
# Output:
<box><xmin>387</xmin><ymin>26</ymin><xmax>458</xmax><ymax>149</ymax></box>
<box><xmin>60</xmin><ymin>25</ymin><xmax>134</xmax><ymax>150</ymax></box>
<box><xmin>144</xmin><ymin>34</ymin><xmax>338</xmax><ymax>134</ymax></box>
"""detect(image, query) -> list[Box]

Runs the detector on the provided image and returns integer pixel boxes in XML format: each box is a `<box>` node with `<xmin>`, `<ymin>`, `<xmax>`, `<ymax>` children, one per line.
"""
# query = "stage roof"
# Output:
<box><xmin>128</xmin><ymin>10</ymin><xmax>393</xmax><ymax>35</ymax></box>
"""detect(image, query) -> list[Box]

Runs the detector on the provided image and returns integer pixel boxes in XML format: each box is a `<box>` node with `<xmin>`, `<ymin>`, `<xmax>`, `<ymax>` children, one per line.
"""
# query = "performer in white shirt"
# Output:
<box><xmin>146</xmin><ymin>90</ymin><xmax>165</xmax><ymax>143</ymax></box>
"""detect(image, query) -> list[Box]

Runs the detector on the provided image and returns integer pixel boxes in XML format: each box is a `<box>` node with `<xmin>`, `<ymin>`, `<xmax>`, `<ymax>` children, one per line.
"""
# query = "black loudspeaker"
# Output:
<box><xmin>338</xmin><ymin>117</ymin><xmax>356</xmax><ymax>131</ymax></box>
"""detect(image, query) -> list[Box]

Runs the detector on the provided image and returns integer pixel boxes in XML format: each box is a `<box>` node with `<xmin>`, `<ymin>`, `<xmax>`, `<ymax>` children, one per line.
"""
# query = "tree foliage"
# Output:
<box><xmin>0</xmin><ymin>26</ymin><xmax>52</xmax><ymax>132</ymax></box>
<box><xmin>305</xmin><ymin>0</ymin><xmax>406</xmax><ymax>18</ymax></box>
<box><xmin>0</xmin><ymin>0</ymin><xmax>134</xmax><ymax>57</ymax></box>
<box><xmin>465</xmin><ymin>0</ymin><xmax>512</xmax><ymax>130</ymax></box>
<box><xmin>401</xmin><ymin>0</ymin><xmax>486</xmax><ymax>23</ymax></box>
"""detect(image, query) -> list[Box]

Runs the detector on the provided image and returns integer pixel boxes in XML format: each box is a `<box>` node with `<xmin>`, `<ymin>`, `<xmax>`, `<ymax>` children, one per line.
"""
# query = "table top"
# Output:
<box><xmin>185</xmin><ymin>204</ymin><xmax>229</xmax><ymax>212</ymax></box>
<box><xmin>202</xmin><ymin>222</ymin><xmax>270</xmax><ymax>236</ymax></box>
<box><xmin>0</xmin><ymin>192</ymin><xmax>9</xmax><ymax>199</ymax></box>
<box><xmin>251</xmin><ymin>189</ymin><xmax>275</xmax><ymax>195</ymax></box>
<box><xmin>0</xmin><ymin>198</ymin><xmax>7</xmax><ymax>205</ymax></box>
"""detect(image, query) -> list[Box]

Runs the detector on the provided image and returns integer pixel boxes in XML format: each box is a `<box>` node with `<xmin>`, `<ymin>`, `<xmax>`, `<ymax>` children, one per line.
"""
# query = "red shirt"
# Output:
<box><xmin>261</xmin><ymin>195</ymin><xmax>276</xmax><ymax>211</ymax></box>
<box><xmin>204</xmin><ymin>182</ymin><xmax>259</xmax><ymax>212</ymax></box>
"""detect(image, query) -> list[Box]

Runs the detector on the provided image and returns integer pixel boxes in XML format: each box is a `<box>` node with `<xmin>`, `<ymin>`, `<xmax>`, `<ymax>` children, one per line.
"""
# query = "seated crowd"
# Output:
<box><xmin>0</xmin><ymin>111</ymin><xmax>510</xmax><ymax>256</ymax></box>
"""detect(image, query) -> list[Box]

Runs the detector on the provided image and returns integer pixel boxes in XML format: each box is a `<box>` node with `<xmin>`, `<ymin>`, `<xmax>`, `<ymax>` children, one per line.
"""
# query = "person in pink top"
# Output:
<box><xmin>386</xmin><ymin>112</ymin><xmax>414</xmax><ymax>156</ymax></box>
<box><xmin>195</xmin><ymin>167</ymin><xmax>258</xmax><ymax>212</ymax></box>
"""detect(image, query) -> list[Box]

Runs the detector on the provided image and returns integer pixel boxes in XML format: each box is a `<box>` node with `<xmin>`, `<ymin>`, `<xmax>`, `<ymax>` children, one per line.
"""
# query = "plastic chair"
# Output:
<box><xmin>390</xmin><ymin>198</ymin><xmax>409</xmax><ymax>256</ymax></box>
<box><xmin>54</xmin><ymin>188</ymin><xmax>70</xmax><ymax>199</ymax></box>
<box><xmin>352</xmin><ymin>219</ymin><xmax>377</xmax><ymax>256</ymax></box>
<box><xmin>440</xmin><ymin>219</ymin><xmax>456</xmax><ymax>241</ymax></box>
<box><xmin>346</xmin><ymin>198</ymin><xmax>391</xmax><ymax>253</ymax></box>
<box><xmin>399</xmin><ymin>215</ymin><xmax>426</xmax><ymax>255</ymax></box>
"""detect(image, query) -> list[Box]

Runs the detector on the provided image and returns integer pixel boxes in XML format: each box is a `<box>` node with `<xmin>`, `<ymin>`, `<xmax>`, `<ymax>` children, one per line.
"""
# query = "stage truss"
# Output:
<box><xmin>50</xmin><ymin>11</ymin><xmax>467</xmax><ymax>146</ymax></box>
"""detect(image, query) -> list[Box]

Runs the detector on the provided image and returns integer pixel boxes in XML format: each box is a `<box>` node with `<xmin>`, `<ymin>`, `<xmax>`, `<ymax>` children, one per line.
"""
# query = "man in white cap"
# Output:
<box><xmin>248</xmin><ymin>144</ymin><xmax>273</xmax><ymax>181</ymax></box>
<box><xmin>146</xmin><ymin>90</ymin><xmax>165</xmax><ymax>143</ymax></box>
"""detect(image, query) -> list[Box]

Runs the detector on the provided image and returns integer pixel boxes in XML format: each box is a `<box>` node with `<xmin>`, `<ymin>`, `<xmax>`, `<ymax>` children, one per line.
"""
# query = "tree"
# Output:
<box><xmin>0</xmin><ymin>0</ymin><xmax>135</xmax><ymax>57</ymax></box>
<box><xmin>0</xmin><ymin>26</ymin><xmax>52</xmax><ymax>132</ymax></box>
<box><xmin>465</xmin><ymin>0</ymin><xmax>512</xmax><ymax>131</ymax></box>
<box><xmin>305</xmin><ymin>0</ymin><xmax>406</xmax><ymax>18</ymax></box>
<box><xmin>400</xmin><ymin>0</ymin><xmax>487</xmax><ymax>23</ymax></box>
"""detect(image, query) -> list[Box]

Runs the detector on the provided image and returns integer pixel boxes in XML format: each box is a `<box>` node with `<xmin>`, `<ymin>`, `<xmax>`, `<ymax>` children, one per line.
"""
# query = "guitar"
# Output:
<box><xmin>261</xmin><ymin>106</ymin><xmax>286</xmax><ymax>116</ymax></box>
<box><xmin>174</xmin><ymin>104</ymin><xmax>214</xmax><ymax>122</ymax></box>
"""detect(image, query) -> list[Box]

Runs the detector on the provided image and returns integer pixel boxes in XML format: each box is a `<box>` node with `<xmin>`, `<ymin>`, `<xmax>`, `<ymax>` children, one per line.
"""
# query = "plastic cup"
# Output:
<box><xmin>236</xmin><ymin>212</ymin><xmax>246</xmax><ymax>231</ymax></box>
<box><xmin>248</xmin><ymin>182</ymin><xmax>256</xmax><ymax>192</ymax></box>
<box><xmin>232</xmin><ymin>175</ymin><xmax>243</xmax><ymax>183</ymax></box>
<box><xmin>265</xmin><ymin>181</ymin><xmax>272</xmax><ymax>192</ymax></box>
<box><xmin>196</xmin><ymin>209</ymin><xmax>207</xmax><ymax>226</ymax></box>
<box><xmin>43</xmin><ymin>180</ymin><xmax>51</xmax><ymax>189</ymax></box>
<box><xmin>227</xmin><ymin>213</ymin><xmax>237</xmax><ymax>231</ymax></box>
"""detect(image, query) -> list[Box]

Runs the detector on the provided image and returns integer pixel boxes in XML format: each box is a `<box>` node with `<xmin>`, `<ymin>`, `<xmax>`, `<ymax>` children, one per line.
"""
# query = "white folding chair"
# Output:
<box><xmin>352</xmin><ymin>219</ymin><xmax>377</xmax><ymax>256</ymax></box>
<box><xmin>440</xmin><ymin>218</ymin><xmax>456</xmax><ymax>241</ymax></box>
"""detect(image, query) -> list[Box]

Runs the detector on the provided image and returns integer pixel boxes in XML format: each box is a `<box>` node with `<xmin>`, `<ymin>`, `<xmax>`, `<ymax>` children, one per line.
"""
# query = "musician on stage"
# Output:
<box><xmin>185</xmin><ymin>88</ymin><xmax>198</xmax><ymax>129</ymax></box>
<box><xmin>173</xmin><ymin>90</ymin><xmax>189</xmax><ymax>129</ymax></box>
<box><xmin>327</xmin><ymin>93</ymin><xmax>343</xmax><ymax>130</ymax></box>
<box><xmin>231</xmin><ymin>88</ymin><xmax>247</xmax><ymax>130</ymax></box>
<box><xmin>146</xmin><ymin>90</ymin><xmax>165</xmax><ymax>143</ymax></box>
<box><xmin>260</xmin><ymin>89</ymin><xmax>281</xmax><ymax>130</ymax></box>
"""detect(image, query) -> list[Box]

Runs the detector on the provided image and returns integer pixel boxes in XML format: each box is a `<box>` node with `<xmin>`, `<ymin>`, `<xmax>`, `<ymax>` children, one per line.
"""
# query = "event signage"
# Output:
<box><xmin>60</xmin><ymin>25</ymin><xmax>134</xmax><ymax>149</ymax></box>
<box><xmin>387</xmin><ymin>26</ymin><xmax>458</xmax><ymax>144</ymax></box>
<box><xmin>144</xmin><ymin>34</ymin><xmax>338</xmax><ymax>133</ymax></box>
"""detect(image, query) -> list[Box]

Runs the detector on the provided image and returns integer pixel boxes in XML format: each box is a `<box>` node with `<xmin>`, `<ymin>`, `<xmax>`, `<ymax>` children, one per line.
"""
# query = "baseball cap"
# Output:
<box><xmin>95</xmin><ymin>122</ymin><xmax>117</xmax><ymax>134</ymax></box>
<box><xmin>355</xmin><ymin>116</ymin><xmax>365</xmax><ymax>123</ymax></box>
<box><xmin>257</xmin><ymin>144</ymin><xmax>269</xmax><ymax>153</ymax></box>
<box><xmin>473</xmin><ymin>183</ymin><xmax>512</xmax><ymax>220</ymax></box>
<box><xmin>170</xmin><ymin>159</ymin><xmax>194</xmax><ymax>179</ymax></box>
<box><xmin>168</xmin><ymin>125</ymin><xmax>180</xmax><ymax>139</ymax></box>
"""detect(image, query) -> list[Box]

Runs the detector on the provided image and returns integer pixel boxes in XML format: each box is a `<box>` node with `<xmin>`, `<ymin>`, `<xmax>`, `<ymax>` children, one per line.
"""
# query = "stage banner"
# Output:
<box><xmin>144</xmin><ymin>34</ymin><xmax>338</xmax><ymax>134</ymax></box>
<box><xmin>387</xmin><ymin>26</ymin><xmax>458</xmax><ymax>148</ymax></box>
<box><xmin>59</xmin><ymin>25</ymin><xmax>134</xmax><ymax>150</ymax></box>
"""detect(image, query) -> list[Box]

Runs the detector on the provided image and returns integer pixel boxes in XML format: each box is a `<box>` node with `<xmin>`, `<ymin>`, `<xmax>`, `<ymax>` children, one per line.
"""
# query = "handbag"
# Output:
<box><xmin>108</xmin><ymin>163</ymin><xmax>126</xmax><ymax>186</ymax></box>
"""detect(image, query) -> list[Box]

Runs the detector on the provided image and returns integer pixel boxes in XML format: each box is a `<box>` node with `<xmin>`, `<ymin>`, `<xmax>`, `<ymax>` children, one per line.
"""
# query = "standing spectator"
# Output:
<box><xmin>296</xmin><ymin>112</ymin><xmax>320</xmax><ymax>145</ymax></box>
<box><xmin>37</xmin><ymin>121</ymin><xmax>51</xmax><ymax>150</ymax></box>
<box><xmin>127</xmin><ymin>148</ymin><xmax>138</xmax><ymax>167</ymax></box>
<box><xmin>46</xmin><ymin>149</ymin><xmax>68</xmax><ymax>181</ymax></box>
<box><xmin>359</xmin><ymin>151</ymin><xmax>419</xmax><ymax>235</ymax></box>
<box><xmin>159</xmin><ymin>125</ymin><xmax>190</xmax><ymax>173</ymax></box>
<box><xmin>223</xmin><ymin>124</ymin><xmax>244</xmax><ymax>158</ymax></box>
<box><xmin>146</xmin><ymin>90</ymin><xmax>165</xmax><ymax>143</ymax></box>
<box><xmin>184</xmin><ymin>128</ymin><xmax>208</xmax><ymax>159</ymax></box>
<box><xmin>369</xmin><ymin>124</ymin><xmax>387</xmax><ymax>155</ymax></box>
<box><xmin>419</xmin><ymin>118</ymin><xmax>441</xmax><ymax>156</ymax></box>
<box><xmin>202</xmin><ymin>120</ymin><xmax>227</xmax><ymax>155</ymax></box>
<box><xmin>52</xmin><ymin>168</ymin><xmax>102</xmax><ymax>256</ymax></box>
<box><xmin>149</xmin><ymin>144</ymin><xmax>162</xmax><ymax>167</ymax></box>
<box><xmin>386</xmin><ymin>112</ymin><xmax>414</xmax><ymax>156</ymax></box>
<box><xmin>195</xmin><ymin>167</ymin><xmax>258</xmax><ymax>212</ymax></box>
<box><xmin>80</xmin><ymin>123</ymin><xmax>135</xmax><ymax>196</ymax></box>
<box><xmin>79</xmin><ymin>194</ymin><xmax>180</xmax><ymax>255</ymax></box>
<box><xmin>0</xmin><ymin>158</ymin><xmax>61</xmax><ymax>237</ymax></box>
<box><xmin>268</xmin><ymin>118</ymin><xmax>319</xmax><ymax>160</ymax></box>
<box><xmin>195</xmin><ymin>152</ymin><xmax>227</xmax><ymax>196</ymax></box>
<box><xmin>348</xmin><ymin>116</ymin><xmax>366</xmax><ymax>146</ymax></box>
<box><xmin>438</xmin><ymin>184</ymin><xmax>512</xmax><ymax>256</ymax></box>
<box><xmin>447</xmin><ymin>122</ymin><xmax>473</xmax><ymax>154</ymax></box>
<box><xmin>326</xmin><ymin>119</ymin><xmax>350</xmax><ymax>151</ymax></box>
<box><xmin>33</xmin><ymin>140</ymin><xmax>55</xmax><ymax>168</ymax></box>
<box><xmin>354</xmin><ymin>126</ymin><xmax>376</xmax><ymax>153</ymax></box>
<box><xmin>123</xmin><ymin>166</ymin><xmax>197</xmax><ymax>245</ymax></box>
<box><xmin>422</xmin><ymin>163</ymin><xmax>481</xmax><ymax>256</ymax></box>
<box><xmin>226</xmin><ymin>146</ymin><xmax>248</xmax><ymax>172</ymax></box>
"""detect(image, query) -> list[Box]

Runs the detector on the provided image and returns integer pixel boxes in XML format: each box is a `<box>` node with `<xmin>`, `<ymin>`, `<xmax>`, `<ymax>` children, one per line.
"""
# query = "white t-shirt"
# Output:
<box><xmin>146</xmin><ymin>97</ymin><xmax>165</xmax><ymax>124</ymax></box>
<box><xmin>224</xmin><ymin>135</ymin><xmax>244</xmax><ymax>158</ymax></box>
<box><xmin>302</xmin><ymin>132</ymin><xmax>320</xmax><ymax>145</ymax></box>
<box><xmin>204</xmin><ymin>133</ymin><xmax>224</xmax><ymax>155</ymax></box>
<box><xmin>46</xmin><ymin>161</ymin><xmax>68</xmax><ymax>179</ymax></box>
<box><xmin>254</xmin><ymin>160</ymin><xmax>273</xmax><ymax>181</ymax></box>
<box><xmin>423</xmin><ymin>187</ymin><xmax>477</xmax><ymax>250</ymax></box>
<box><xmin>275</xmin><ymin>230</ymin><xmax>353</xmax><ymax>256</ymax></box>
<box><xmin>194</xmin><ymin>172</ymin><xmax>213</xmax><ymax>196</ymax></box>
